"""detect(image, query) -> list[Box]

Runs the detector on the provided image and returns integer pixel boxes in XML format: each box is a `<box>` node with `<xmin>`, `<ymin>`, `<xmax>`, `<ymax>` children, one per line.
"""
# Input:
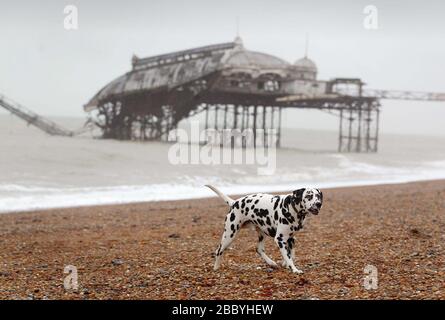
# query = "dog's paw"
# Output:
<box><xmin>292</xmin><ymin>268</ymin><xmax>304</xmax><ymax>274</ymax></box>
<box><xmin>285</xmin><ymin>264</ymin><xmax>303</xmax><ymax>274</ymax></box>
<box><xmin>213</xmin><ymin>262</ymin><xmax>221</xmax><ymax>271</ymax></box>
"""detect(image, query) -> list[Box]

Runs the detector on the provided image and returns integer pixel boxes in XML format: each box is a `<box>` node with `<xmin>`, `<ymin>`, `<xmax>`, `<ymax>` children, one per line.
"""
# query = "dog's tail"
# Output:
<box><xmin>205</xmin><ymin>185</ymin><xmax>234</xmax><ymax>206</ymax></box>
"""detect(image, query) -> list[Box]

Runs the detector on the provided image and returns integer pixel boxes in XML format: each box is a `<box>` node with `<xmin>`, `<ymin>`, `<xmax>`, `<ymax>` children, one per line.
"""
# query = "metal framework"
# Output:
<box><xmin>338</xmin><ymin>100</ymin><xmax>380</xmax><ymax>153</ymax></box>
<box><xmin>201</xmin><ymin>104</ymin><xmax>282</xmax><ymax>148</ymax></box>
<box><xmin>0</xmin><ymin>94</ymin><xmax>73</xmax><ymax>136</ymax></box>
<box><xmin>276</xmin><ymin>95</ymin><xmax>380</xmax><ymax>152</ymax></box>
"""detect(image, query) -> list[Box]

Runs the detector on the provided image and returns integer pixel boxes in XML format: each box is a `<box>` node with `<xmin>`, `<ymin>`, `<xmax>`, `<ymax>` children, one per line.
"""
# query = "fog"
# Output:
<box><xmin>0</xmin><ymin>0</ymin><xmax>444</xmax><ymax>135</ymax></box>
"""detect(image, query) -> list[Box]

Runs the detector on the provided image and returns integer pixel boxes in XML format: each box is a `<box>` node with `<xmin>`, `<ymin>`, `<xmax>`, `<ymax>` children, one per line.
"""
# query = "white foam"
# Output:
<box><xmin>1</xmin><ymin>161</ymin><xmax>444</xmax><ymax>214</ymax></box>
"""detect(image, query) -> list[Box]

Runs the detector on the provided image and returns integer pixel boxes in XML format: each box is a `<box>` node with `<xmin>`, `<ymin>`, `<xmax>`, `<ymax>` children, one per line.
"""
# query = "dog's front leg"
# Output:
<box><xmin>274</xmin><ymin>235</ymin><xmax>303</xmax><ymax>274</ymax></box>
<box><xmin>281</xmin><ymin>237</ymin><xmax>296</xmax><ymax>267</ymax></box>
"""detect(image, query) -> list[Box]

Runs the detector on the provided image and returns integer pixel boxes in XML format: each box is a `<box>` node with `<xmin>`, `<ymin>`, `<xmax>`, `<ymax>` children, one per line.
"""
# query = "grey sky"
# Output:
<box><xmin>0</xmin><ymin>0</ymin><xmax>444</xmax><ymax>136</ymax></box>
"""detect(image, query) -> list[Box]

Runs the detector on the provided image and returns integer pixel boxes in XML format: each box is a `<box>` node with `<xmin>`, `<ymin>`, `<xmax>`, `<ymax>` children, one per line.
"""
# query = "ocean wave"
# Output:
<box><xmin>1</xmin><ymin>167</ymin><xmax>445</xmax><ymax>213</ymax></box>
<box><xmin>1</xmin><ymin>156</ymin><xmax>445</xmax><ymax>213</ymax></box>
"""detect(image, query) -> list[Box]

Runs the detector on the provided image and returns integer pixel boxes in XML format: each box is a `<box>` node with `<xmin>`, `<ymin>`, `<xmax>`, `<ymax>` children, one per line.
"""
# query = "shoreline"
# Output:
<box><xmin>0</xmin><ymin>179</ymin><xmax>444</xmax><ymax>299</ymax></box>
<box><xmin>2</xmin><ymin>176</ymin><xmax>445</xmax><ymax>215</ymax></box>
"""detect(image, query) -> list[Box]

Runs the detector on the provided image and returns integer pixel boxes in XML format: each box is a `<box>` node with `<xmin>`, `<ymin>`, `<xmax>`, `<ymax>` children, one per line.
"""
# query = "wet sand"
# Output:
<box><xmin>0</xmin><ymin>180</ymin><xmax>444</xmax><ymax>300</ymax></box>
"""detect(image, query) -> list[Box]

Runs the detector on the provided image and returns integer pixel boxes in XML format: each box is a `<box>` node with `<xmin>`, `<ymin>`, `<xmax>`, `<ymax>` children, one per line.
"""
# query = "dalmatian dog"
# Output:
<box><xmin>206</xmin><ymin>185</ymin><xmax>323</xmax><ymax>273</ymax></box>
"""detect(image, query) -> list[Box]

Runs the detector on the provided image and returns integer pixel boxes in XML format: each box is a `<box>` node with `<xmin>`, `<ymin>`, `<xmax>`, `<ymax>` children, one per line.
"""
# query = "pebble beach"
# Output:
<box><xmin>0</xmin><ymin>180</ymin><xmax>444</xmax><ymax>300</ymax></box>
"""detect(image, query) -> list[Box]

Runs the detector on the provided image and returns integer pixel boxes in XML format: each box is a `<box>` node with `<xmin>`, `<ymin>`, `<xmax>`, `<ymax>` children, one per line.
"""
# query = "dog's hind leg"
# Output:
<box><xmin>256</xmin><ymin>229</ymin><xmax>278</xmax><ymax>268</ymax></box>
<box><xmin>214</xmin><ymin>210</ymin><xmax>241</xmax><ymax>270</ymax></box>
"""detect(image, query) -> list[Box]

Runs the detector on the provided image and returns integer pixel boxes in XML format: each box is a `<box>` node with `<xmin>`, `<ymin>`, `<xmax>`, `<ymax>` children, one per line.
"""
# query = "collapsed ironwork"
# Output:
<box><xmin>82</xmin><ymin>38</ymin><xmax>442</xmax><ymax>152</ymax></box>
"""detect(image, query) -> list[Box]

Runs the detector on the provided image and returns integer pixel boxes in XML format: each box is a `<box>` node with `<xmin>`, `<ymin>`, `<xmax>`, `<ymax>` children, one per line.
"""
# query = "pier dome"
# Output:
<box><xmin>294</xmin><ymin>57</ymin><xmax>317</xmax><ymax>80</ymax></box>
<box><xmin>224</xmin><ymin>49</ymin><xmax>290</xmax><ymax>70</ymax></box>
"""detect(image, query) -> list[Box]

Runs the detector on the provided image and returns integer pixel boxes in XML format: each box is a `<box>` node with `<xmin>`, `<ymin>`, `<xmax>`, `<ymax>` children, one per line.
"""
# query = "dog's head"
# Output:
<box><xmin>292</xmin><ymin>188</ymin><xmax>323</xmax><ymax>215</ymax></box>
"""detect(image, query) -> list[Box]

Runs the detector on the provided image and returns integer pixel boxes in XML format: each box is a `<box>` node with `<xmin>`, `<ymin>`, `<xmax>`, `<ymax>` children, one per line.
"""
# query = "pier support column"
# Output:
<box><xmin>338</xmin><ymin>100</ymin><xmax>380</xmax><ymax>153</ymax></box>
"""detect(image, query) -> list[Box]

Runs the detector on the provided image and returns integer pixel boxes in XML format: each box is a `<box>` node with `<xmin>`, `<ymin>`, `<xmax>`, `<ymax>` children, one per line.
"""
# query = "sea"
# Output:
<box><xmin>1</xmin><ymin>114</ymin><xmax>444</xmax><ymax>213</ymax></box>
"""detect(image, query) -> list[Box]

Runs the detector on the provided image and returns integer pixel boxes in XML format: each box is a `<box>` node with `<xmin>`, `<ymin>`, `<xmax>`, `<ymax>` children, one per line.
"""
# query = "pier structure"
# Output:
<box><xmin>2</xmin><ymin>37</ymin><xmax>438</xmax><ymax>152</ymax></box>
<box><xmin>84</xmin><ymin>37</ymin><xmax>386</xmax><ymax>151</ymax></box>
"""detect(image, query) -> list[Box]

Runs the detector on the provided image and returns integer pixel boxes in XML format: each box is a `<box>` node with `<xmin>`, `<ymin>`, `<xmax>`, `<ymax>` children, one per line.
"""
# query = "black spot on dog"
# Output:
<box><xmin>259</xmin><ymin>234</ymin><xmax>264</xmax><ymax>241</ymax></box>
<box><xmin>283</xmin><ymin>211</ymin><xmax>295</xmax><ymax>223</ymax></box>
<box><xmin>266</xmin><ymin>217</ymin><xmax>271</xmax><ymax>226</ymax></box>
<box><xmin>267</xmin><ymin>228</ymin><xmax>276</xmax><ymax>237</ymax></box>
<box><xmin>257</xmin><ymin>209</ymin><xmax>269</xmax><ymax>217</ymax></box>
<box><xmin>230</xmin><ymin>212</ymin><xmax>235</xmax><ymax>222</ymax></box>
<box><xmin>282</xmin><ymin>218</ymin><xmax>289</xmax><ymax>225</ymax></box>
<box><xmin>273</xmin><ymin>197</ymin><xmax>280</xmax><ymax>210</ymax></box>
<box><xmin>230</xmin><ymin>224</ymin><xmax>235</xmax><ymax>231</ymax></box>
<box><xmin>233</xmin><ymin>201</ymin><xmax>240</xmax><ymax>209</ymax></box>
<box><xmin>297</xmin><ymin>211</ymin><xmax>306</xmax><ymax>220</ymax></box>
<box><xmin>305</xmin><ymin>194</ymin><xmax>313</xmax><ymax>201</ymax></box>
<box><xmin>283</xmin><ymin>195</ymin><xmax>291</xmax><ymax>208</ymax></box>
<box><xmin>254</xmin><ymin>199</ymin><xmax>259</xmax><ymax>204</ymax></box>
<box><xmin>274</xmin><ymin>211</ymin><xmax>278</xmax><ymax>221</ymax></box>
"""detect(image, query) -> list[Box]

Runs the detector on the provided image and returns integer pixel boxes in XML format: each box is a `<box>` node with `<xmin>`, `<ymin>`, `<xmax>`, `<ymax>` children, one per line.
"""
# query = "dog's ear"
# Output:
<box><xmin>293</xmin><ymin>188</ymin><xmax>305</xmax><ymax>203</ymax></box>
<box><xmin>316</xmin><ymin>188</ymin><xmax>323</xmax><ymax>202</ymax></box>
